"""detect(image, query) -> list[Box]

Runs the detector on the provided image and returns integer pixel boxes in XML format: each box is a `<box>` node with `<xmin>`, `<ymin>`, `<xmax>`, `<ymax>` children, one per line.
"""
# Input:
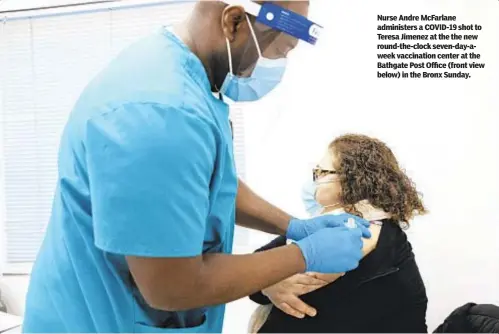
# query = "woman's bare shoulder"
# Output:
<box><xmin>362</xmin><ymin>223</ymin><xmax>383</xmax><ymax>256</ymax></box>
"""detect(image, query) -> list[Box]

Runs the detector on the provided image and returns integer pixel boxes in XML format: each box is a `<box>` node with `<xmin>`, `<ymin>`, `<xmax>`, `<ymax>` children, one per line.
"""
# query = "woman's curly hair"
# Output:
<box><xmin>329</xmin><ymin>134</ymin><xmax>427</xmax><ymax>224</ymax></box>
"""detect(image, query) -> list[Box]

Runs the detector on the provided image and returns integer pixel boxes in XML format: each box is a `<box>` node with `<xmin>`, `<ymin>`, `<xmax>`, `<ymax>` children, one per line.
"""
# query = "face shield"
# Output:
<box><xmin>219</xmin><ymin>0</ymin><xmax>323</xmax><ymax>102</ymax></box>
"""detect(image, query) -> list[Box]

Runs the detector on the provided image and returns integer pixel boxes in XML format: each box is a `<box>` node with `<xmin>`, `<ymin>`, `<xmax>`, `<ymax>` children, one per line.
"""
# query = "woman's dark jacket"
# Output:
<box><xmin>250</xmin><ymin>219</ymin><xmax>428</xmax><ymax>333</ymax></box>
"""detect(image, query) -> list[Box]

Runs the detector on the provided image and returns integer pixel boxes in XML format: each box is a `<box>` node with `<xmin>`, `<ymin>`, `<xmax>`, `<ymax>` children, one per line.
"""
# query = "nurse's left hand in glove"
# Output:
<box><xmin>286</xmin><ymin>214</ymin><xmax>371</xmax><ymax>241</ymax></box>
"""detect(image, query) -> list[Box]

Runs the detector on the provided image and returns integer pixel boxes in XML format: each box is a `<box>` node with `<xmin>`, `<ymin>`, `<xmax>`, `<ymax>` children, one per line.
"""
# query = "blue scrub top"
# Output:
<box><xmin>22</xmin><ymin>28</ymin><xmax>237</xmax><ymax>333</ymax></box>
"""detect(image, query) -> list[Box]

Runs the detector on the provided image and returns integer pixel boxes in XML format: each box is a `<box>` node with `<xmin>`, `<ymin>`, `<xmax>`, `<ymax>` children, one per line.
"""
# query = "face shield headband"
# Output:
<box><xmin>221</xmin><ymin>0</ymin><xmax>323</xmax><ymax>46</ymax></box>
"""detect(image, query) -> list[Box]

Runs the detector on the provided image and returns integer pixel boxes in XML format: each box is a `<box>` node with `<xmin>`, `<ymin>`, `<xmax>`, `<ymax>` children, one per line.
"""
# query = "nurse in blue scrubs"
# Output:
<box><xmin>23</xmin><ymin>1</ymin><xmax>371</xmax><ymax>332</ymax></box>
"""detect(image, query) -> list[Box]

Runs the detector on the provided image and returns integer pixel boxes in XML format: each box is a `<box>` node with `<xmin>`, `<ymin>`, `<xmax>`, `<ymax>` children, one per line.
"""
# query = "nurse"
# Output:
<box><xmin>23</xmin><ymin>1</ymin><xmax>370</xmax><ymax>333</ymax></box>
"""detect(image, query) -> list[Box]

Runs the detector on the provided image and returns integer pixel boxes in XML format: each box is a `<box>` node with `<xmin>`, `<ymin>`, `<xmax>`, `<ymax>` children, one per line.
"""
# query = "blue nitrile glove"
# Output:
<box><xmin>295</xmin><ymin>227</ymin><xmax>364</xmax><ymax>273</ymax></box>
<box><xmin>286</xmin><ymin>213</ymin><xmax>371</xmax><ymax>241</ymax></box>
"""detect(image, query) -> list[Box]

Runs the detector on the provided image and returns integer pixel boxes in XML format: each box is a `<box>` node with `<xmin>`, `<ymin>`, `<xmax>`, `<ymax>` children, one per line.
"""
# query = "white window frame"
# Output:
<box><xmin>1</xmin><ymin>18</ymin><xmax>7</xmax><ymax>276</ymax></box>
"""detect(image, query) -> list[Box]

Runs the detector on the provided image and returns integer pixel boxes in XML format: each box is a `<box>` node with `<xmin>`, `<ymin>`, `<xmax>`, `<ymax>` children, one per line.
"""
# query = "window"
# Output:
<box><xmin>0</xmin><ymin>0</ymin><xmax>248</xmax><ymax>274</ymax></box>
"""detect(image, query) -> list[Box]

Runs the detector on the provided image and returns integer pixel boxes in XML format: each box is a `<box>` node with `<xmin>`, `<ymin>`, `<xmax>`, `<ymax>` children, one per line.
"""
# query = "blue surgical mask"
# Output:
<box><xmin>220</xmin><ymin>15</ymin><xmax>287</xmax><ymax>102</ymax></box>
<box><xmin>301</xmin><ymin>178</ymin><xmax>341</xmax><ymax>217</ymax></box>
<box><xmin>301</xmin><ymin>179</ymin><xmax>323</xmax><ymax>217</ymax></box>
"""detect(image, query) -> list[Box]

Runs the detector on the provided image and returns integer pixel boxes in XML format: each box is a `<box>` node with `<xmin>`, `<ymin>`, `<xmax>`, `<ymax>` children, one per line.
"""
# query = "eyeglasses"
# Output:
<box><xmin>312</xmin><ymin>166</ymin><xmax>338</xmax><ymax>182</ymax></box>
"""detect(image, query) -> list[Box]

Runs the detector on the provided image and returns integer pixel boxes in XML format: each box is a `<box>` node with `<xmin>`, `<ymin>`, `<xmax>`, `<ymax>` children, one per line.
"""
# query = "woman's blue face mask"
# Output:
<box><xmin>301</xmin><ymin>179</ymin><xmax>323</xmax><ymax>216</ymax></box>
<box><xmin>301</xmin><ymin>166</ymin><xmax>341</xmax><ymax>216</ymax></box>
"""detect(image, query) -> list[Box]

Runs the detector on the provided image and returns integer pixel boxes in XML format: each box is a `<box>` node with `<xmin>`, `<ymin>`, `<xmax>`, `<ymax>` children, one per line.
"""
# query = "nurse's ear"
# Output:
<box><xmin>221</xmin><ymin>5</ymin><xmax>250</xmax><ymax>45</ymax></box>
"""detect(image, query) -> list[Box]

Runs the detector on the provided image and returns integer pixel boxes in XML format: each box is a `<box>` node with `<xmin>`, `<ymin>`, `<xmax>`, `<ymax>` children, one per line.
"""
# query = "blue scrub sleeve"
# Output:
<box><xmin>85</xmin><ymin>103</ymin><xmax>215</xmax><ymax>257</ymax></box>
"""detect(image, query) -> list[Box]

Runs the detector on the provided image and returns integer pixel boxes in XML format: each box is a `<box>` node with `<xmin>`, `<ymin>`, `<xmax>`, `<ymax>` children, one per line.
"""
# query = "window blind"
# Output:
<box><xmin>0</xmin><ymin>1</ymin><xmax>248</xmax><ymax>270</ymax></box>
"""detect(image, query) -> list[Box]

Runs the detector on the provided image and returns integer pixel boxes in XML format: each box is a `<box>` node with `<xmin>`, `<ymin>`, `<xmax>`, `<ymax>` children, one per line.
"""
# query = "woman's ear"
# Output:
<box><xmin>221</xmin><ymin>5</ymin><xmax>248</xmax><ymax>43</ymax></box>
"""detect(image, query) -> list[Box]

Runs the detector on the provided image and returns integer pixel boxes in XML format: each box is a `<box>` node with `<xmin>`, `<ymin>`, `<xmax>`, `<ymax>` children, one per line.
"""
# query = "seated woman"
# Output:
<box><xmin>248</xmin><ymin>134</ymin><xmax>428</xmax><ymax>333</ymax></box>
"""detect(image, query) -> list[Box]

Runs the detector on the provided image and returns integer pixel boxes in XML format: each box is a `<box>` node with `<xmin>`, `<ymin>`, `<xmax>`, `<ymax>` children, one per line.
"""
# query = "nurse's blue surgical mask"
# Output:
<box><xmin>220</xmin><ymin>15</ymin><xmax>287</xmax><ymax>102</ymax></box>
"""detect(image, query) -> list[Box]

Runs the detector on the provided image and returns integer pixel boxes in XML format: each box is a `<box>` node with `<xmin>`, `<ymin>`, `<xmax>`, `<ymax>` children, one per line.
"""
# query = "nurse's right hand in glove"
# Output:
<box><xmin>295</xmin><ymin>227</ymin><xmax>363</xmax><ymax>273</ymax></box>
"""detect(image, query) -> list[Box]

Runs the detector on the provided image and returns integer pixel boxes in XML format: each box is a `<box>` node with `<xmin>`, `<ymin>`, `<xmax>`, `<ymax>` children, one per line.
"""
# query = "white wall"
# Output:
<box><xmin>242</xmin><ymin>0</ymin><xmax>499</xmax><ymax>331</ymax></box>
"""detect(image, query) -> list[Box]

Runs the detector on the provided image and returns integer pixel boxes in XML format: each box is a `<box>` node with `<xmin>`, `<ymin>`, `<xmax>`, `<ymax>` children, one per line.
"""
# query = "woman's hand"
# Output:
<box><xmin>307</xmin><ymin>272</ymin><xmax>345</xmax><ymax>284</ymax></box>
<box><xmin>262</xmin><ymin>273</ymin><xmax>333</xmax><ymax>319</ymax></box>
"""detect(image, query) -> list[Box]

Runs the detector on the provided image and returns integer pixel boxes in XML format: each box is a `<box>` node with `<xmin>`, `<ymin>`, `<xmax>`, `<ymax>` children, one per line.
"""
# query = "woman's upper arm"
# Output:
<box><xmin>362</xmin><ymin>224</ymin><xmax>382</xmax><ymax>256</ymax></box>
<box><xmin>311</xmin><ymin>224</ymin><xmax>383</xmax><ymax>284</ymax></box>
<box><xmin>251</xmin><ymin>223</ymin><xmax>383</xmax><ymax>303</ymax></box>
